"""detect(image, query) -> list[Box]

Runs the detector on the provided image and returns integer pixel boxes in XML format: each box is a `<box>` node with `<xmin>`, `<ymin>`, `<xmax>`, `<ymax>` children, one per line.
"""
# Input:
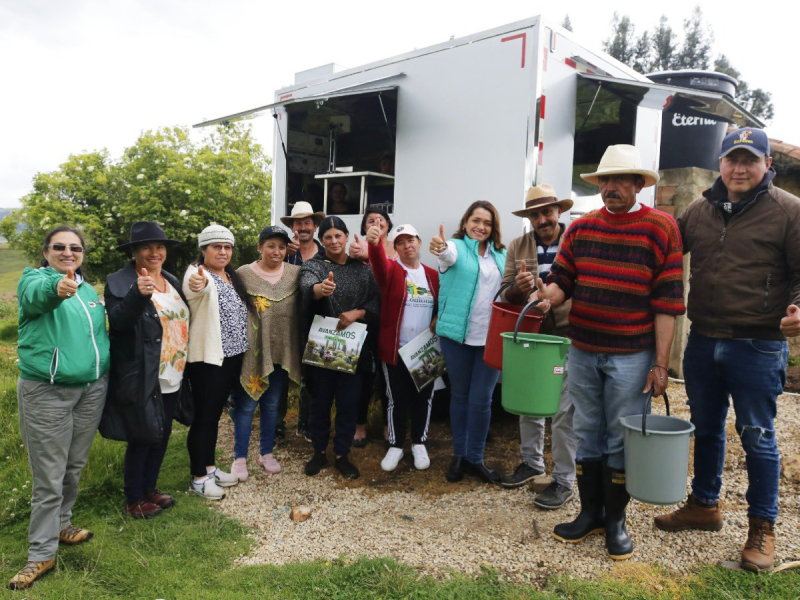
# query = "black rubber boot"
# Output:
<box><xmin>553</xmin><ymin>461</ymin><xmax>605</xmax><ymax>543</ymax></box>
<box><xmin>603</xmin><ymin>463</ymin><xmax>633</xmax><ymax>560</ymax></box>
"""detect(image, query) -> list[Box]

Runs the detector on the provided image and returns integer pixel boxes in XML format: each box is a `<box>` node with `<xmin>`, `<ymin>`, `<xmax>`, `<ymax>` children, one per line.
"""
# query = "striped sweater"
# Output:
<box><xmin>547</xmin><ymin>205</ymin><xmax>685</xmax><ymax>354</ymax></box>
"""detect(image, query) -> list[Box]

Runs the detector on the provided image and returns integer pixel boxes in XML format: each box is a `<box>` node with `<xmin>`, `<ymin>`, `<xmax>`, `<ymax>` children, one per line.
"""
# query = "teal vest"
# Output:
<box><xmin>436</xmin><ymin>237</ymin><xmax>506</xmax><ymax>343</ymax></box>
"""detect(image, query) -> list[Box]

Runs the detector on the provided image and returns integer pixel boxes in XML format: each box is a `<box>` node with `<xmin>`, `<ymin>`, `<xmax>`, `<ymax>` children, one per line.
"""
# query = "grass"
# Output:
<box><xmin>0</xmin><ymin>244</ymin><xmax>27</xmax><ymax>301</ymax></box>
<box><xmin>0</xmin><ymin>248</ymin><xmax>798</xmax><ymax>598</ymax></box>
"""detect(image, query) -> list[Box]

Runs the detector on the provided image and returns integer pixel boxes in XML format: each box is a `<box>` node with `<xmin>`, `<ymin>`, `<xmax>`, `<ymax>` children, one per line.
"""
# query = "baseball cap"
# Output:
<box><xmin>258</xmin><ymin>225</ymin><xmax>291</xmax><ymax>244</ymax></box>
<box><xmin>719</xmin><ymin>128</ymin><xmax>770</xmax><ymax>159</ymax></box>
<box><xmin>388</xmin><ymin>224</ymin><xmax>420</xmax><ymax>243</ymax></box>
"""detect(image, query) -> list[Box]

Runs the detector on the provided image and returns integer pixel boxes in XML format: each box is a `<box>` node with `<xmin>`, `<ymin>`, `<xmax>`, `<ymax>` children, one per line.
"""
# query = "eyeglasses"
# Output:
<box><xmin>47</xmin><ymin>244</ymin><xmax>85</xmax><ymax>253</ymax></box>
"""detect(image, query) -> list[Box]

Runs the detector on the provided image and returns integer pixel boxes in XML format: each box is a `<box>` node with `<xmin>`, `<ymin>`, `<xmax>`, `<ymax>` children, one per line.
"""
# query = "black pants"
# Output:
<box><xmin>382</xmin><ymin>361</ymin><xmax>434</xmax><ymax>447</ymax></box>
<box><xmin>186</xmin><ymin>355</ymin><xmax>242</xmax><ymax>478</ymax></box>
<box><xmin>307</xmin><ymin>365</ymin><xmax>362</xmax><ymax>457</ymax></box>
<box><xmin>357</xmin><ymin>365</ymin><xmax>388</xmax><ymax>426</ymax></box>
<box><xmin>124</xmin><ymin>391</ymin><xmax>178</xmax><ymax>503</ymax></box>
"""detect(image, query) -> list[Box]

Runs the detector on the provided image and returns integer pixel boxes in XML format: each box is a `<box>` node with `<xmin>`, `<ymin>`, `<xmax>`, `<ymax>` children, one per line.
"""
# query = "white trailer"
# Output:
<box><xmin>195</xmin><ymin>16</ymin><xmax>761</xmax><ymax>260</ymax></box>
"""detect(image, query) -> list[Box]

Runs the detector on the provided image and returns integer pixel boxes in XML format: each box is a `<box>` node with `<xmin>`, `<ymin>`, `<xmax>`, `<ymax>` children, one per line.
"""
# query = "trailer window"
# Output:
<box><xmin>283</xmin><ymin>89</ymin><xmax>397</xmax><ymax>216</ymax></box>
<box><xmin>571</xmin><ymin>78</ymin><xmax>637</xmax><ymax>215</ymax></box>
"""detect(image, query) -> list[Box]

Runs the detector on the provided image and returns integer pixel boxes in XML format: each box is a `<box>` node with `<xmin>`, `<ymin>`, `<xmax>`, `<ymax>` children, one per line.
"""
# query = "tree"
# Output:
<box><xmin>561</xmin><ymin>15</ymin><xmax>573</xmax><ymax>32</ymax></box>
<box><xmin>0</xmin><ymin>124</ymin><xmax>272</xmax><ymax>281</ymax></box>
<box><xmin>632</xmin><ymin>31</ymin><xmax>652</xmax><ymax>74</ymax></box>
<box><xmin>650</xmin><ymin>16</ymin><xmax>676</xmax><ymax>72</ymax></box>
<box><xmin>603</xmin><ymin>13</ymin><xmax>636</xmax><ymax>65</ymax></box>
<box><xmin>674</xmin><ymin>6</ymin><xmax>713</xmax><ymax>70</ymax></box>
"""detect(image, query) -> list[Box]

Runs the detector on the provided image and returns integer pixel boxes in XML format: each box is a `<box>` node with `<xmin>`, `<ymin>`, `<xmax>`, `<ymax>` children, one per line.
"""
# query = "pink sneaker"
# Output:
<box><xmin>258</xmin><ymin>453</ymin><xmax>281</xmax><ymax>474</ymax></box>
<box><xmin>231</xmin><ymin>457</ymin><xmax>248</xmax><ymax>482</ymax></box>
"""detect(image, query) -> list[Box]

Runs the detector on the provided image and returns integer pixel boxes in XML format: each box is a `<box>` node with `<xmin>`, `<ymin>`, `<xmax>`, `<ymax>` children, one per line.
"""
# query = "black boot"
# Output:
<box><xmin>603</xmin><ymin>463</ymin><xmax>633</xmax><ymax>560</ymax></box>
<box><xmin>553</xmin><ymin>461</ymin><xmax>605</xmax><ymax>543</ymax></box>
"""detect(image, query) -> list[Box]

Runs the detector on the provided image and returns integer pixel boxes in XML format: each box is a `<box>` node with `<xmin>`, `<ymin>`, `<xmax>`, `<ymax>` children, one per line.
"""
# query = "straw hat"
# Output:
<box><xmin>280</xmin><ymin>201</ymin><xmax>325</xmax><ymax>227</ymax></box>
<box><xmin>580</xmin><ymin>145</ymin><xmax>659</xmax><ymax>188</ymax></box>
<box><xmin>512</xmin><ymin>184</ymin><xmax>573</xmax><ymax>217</ymax></box>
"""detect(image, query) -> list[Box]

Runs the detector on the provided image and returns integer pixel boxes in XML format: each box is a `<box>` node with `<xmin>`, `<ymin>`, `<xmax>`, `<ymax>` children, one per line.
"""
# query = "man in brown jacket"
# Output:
<box><xmin>655</xmin><ymin>127</ymin><xmax>800</xmax><ymax>572</ymax></box>
<box><xmin>500</xmin><ymin>184</ymin><xmax>577</xmax><ymax>510</ymax></box>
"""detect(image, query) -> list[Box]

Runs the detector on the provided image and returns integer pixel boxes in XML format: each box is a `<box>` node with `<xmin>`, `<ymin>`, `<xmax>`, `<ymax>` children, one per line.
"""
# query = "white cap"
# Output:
<box><xmin>388</xmin><ymin>224</ymin><xmax>420</xmax><ymax>243</ymax></box>
<box><xmin>198</xmin><ymin>224</ymin><xmax>235</xmax><ymax>248</ymax></box>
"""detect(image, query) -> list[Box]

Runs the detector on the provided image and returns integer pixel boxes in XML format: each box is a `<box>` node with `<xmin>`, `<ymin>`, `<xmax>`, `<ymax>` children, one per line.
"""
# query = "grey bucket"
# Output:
<box><xmin>620</xmin><ymin>392</ymin><xmax>695</xmax><ymax>506</ymax></box>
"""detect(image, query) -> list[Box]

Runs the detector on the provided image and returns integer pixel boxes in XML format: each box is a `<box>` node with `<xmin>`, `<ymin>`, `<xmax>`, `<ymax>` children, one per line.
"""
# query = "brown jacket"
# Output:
<box><xmin>678</xmin><ymin>184</ymin><xmax>800</xmax><ymax>340</ymax></box>
<box><xmin>501</xmin><ymin>230</ymin><xmax>571</xmax><ymax>336</ymax></box>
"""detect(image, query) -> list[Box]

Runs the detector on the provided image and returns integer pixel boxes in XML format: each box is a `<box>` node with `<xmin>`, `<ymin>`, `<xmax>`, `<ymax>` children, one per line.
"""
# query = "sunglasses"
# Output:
<box><xmin>47</xmin><ymin>244</ymin><xmax>85</xmax><ymax>253</ymax></box>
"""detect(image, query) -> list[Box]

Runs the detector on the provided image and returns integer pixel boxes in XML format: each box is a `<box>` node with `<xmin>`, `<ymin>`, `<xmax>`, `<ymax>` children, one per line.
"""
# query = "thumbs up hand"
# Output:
<box><xmin>57</xmin><ymin>268</ymin><xmax>79</xmax><ymax>299</ymax></box>
<box><xmin>515</xmin><ymin>260</ymin><xmax>535</xmax><ymax>295</ymax></box>
<box><xmin>137</xmin><ymin>267</ymin><xmax>157</xmax><ymax>296</ymax></box>
<box><xmin>366</xmin><ymin>225</ymin><xmax>381</xmax><ymax>246</ymax></box>
<box><xmin>527</xmin><ymin>277</ymin><xmax>552</xmax><ymax>314</ymax></box>
<box><xmin>316</xmin><ymin>271</ymin><xmax>336</xmax><ymax>298</ymax></box>
<box><xmin>430</xmin><ymin>223</ymin><xmax>447</xmax><ymax>256</ymax></box>
<box><xmin>781</xmin><ymin>304</ymin><xmax>800</xmax><ymax>337</ymax></box>
<box><xmin>188</xmin><ymin>264</ymin><xmax>208</xmax><ymax>293</ymax></box>
<box><xmin>287</xmin><ymin>232</ymin><xmax>300</xmax><ymax>256</ymax></box>
<box><xmin>349</xmin><ymin>233</ymin><xmax>365</xmax><ymax>259</ymax></box>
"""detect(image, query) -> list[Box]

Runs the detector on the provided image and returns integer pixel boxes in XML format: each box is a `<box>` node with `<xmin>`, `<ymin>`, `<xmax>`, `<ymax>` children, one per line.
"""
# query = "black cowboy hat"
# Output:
<box><xmin>116</xmin><ymin>221</ymin><xmax>181</xmax><ymax>251</ymax></box>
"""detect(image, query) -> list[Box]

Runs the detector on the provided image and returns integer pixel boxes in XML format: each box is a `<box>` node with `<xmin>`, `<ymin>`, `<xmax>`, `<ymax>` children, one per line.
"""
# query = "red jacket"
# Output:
<box><xmin>368</xmin><ymin>241</ymin><xmax>439</xmax><ymax>365</ymax></box>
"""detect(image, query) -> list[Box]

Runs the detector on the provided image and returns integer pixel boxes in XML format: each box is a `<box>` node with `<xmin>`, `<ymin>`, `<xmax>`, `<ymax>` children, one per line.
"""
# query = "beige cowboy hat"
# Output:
<box><xmin>512</xmin><ymin>184</ymin><xmax>573</xmax><ymax>217</ymax></box>
<box><xmin>580</xmin><ymin>144</ymin><xmax>660</xmax><ymax>188</ymax></box>
<box><xmin>279</xmin><ymin>201</ymin><xmax>325</xmax><ymax>227</ymax></box>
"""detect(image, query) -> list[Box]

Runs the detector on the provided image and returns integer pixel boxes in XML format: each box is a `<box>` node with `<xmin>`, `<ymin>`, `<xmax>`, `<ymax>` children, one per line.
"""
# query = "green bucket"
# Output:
<box><xmin>501</xmin><ymin>300</ymin><xmax>570</xmax><ymax>418</ymax></box>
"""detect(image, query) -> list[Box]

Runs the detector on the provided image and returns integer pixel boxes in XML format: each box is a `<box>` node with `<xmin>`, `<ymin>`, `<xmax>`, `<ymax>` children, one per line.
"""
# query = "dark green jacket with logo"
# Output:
<box><xmin>17</xmin><ymin>267</ymin><xmax>110</xmax><ymax>385</ymax></box>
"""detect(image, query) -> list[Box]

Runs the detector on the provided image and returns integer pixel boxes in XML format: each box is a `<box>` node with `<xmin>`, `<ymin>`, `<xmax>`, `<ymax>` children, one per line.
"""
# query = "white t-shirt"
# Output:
<box><xmin>399</xmin><ymin>262</ymin><xmax>435</xmax><ymax>347</ymax></box>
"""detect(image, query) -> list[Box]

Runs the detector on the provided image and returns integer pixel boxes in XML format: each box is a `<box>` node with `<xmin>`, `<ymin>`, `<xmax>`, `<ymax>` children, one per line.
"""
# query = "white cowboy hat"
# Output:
<box><xmin>279</xmin><ymin>201</ymin><xmax>325</xmax><ymax>227</ymax></box>
<box><xmin>511</xmin><ymin>184</ymin><xmax>573</xmax><ymax>217</ymax></box>
<box><xmin>580</xmin><ymin>144</ymin><xmax>659</xmax><ymax>188</ymax></box>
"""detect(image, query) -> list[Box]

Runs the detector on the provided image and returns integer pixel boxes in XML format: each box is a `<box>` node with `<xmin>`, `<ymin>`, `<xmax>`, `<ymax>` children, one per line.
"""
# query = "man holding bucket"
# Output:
<box><xmin>499</xmin><ymin>184</ymin><xmax>578</xmax><ymax>511</ymax></box>
<box><xmin>655</xmin><ymin>128</ymin><xmax>800</xmax><ymax>572</ymax></box>
<box><xmin>533</xmin><ymin>145</ymin><xmax>685</xmax><ymax>560</ymax></box>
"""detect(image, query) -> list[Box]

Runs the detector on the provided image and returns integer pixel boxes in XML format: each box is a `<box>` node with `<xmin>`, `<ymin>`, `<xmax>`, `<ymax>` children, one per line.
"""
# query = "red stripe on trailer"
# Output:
<box><xmin>501</xmin><ymin>33</ymin><xmax>527</xmax><ymax>68</ymax></box>
<box><xmin>586</xmin><ymin>69</ymin><xmax>595</xmax><ymax>75</ymax></box>
<box><xmin>540</xmin><ymin>95</ymin><xmax>546</xmax><ymax>119</ymax></box>
<box><xmin>538</xmin><ymin>142</ymin><xmax>544</xmax><ymax>166</ymax></box>
<box><xmin>279</xmin><ymin>93</ymin><xmax>293</xmax><ymax>101</ymax></box>
<box><xmin>663</xmin><ymin>95</ymin><xmax>673</xmax><ymax>109</ymax></box>
<box><xmin>565</xmin><ymin>58</ymin><xmax>577</xmax><ymax>69</ymax></box>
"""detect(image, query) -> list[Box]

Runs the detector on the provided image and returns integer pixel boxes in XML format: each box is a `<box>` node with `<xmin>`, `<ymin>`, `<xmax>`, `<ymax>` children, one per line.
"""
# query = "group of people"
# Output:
<box><xmin>10</xmin><ymin>127</ymin><xmax>798</xmax><ymax>589</ymax></box>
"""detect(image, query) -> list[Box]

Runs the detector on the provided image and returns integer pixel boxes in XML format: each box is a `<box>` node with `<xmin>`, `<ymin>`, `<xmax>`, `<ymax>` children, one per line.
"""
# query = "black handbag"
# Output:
<box><xmin>174</xmin><ymin>379</ymin><xmax>195</xmax><ymax>426</ymax></box>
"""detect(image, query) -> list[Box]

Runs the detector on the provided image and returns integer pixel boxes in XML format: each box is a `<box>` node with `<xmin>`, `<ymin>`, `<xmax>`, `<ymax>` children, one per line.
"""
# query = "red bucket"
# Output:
<box><xmin>484</xmin><ymin>284</ymin><xmax>542</xmax><ymax>370</ymax></box>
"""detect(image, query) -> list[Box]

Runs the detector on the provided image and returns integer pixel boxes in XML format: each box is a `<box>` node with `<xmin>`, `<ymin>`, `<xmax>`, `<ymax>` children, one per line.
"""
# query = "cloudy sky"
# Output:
<box><xmin>1</xmin><ymin>0</ymin><xmax>796</xmax><ymax>208</ymax></box>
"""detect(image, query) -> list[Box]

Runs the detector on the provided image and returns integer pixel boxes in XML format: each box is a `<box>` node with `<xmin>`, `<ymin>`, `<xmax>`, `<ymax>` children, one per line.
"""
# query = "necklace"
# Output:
<box><xmin>152</xmin><ymin>274</ymin><xmax>167</xmax><ymax>294</ymax></box>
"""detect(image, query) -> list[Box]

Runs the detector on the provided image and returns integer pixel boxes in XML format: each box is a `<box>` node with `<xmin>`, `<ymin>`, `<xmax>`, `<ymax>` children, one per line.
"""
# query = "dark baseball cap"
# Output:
<box><xmin>258</xmin><ymin>225</ymin><xmax>291</xmax><ymax>244</ymax></box>
<box><xmin>719</xmin><ymin>128</ymin><xmax>770</xmax><ymax>159</ymax></box>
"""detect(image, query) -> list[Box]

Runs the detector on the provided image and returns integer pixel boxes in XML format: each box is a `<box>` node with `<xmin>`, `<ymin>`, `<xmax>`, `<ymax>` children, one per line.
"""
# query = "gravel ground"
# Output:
<box><xmin>213</xmin><ymin>383</ymin><xmax>800</xmax><ymax>582</ymax></box>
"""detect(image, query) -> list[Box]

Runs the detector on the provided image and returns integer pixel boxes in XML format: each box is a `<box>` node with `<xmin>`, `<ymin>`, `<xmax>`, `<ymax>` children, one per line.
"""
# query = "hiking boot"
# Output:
<box><xmin>534</xmin><ymin>481</ymin><xmax>574</xmax><ymax>510</ymax></box>
<box><xmin>501</xmin><ymin>462</ymin><xmax>543</xmax><ymax>488</ymax></box>
<box><xmin>654</xmin><ymin>493</ymin><xmax>723</xmax><ymax>532</ymax></box>
<box><xmin>335</xmin><ymin>455</ymin><xmax>360</xmax><ymax>480</ymax></box>
<box><xmin>8</xmin><ymin>559</ymin><xmax>55</xmax><ymax>590</ymax></box>
<box><xmin>603</xmin><ymin>464</ymin><xmax>633</xmax><ymax>560</ymax></box>
<box><xmin>305</xmin><ymin>452</ymin><xmax>329</xmax><ymax>476</ymax></box>
<box><xmin>125</xmin><ymin>500</ymin><xmax>163</xmax><ymax>519</ymax></box>
<box><xmin>144</xmin><ymin>489</ymin><xmax>175</xmax><ymax>509</ymax></box>
<box><xmin>741</xmin><ymin>517</ymin><xmax>775</xmax><ymax>572</ymax></box>
<box><xmin>231</xmin><ymin>457</ymin><xmax>249</xmax><ymax>482</ymax></box>
<box><xmin>553</xmin><ymin>461</ymin><xmax>604</xmax><ymax>544</ymax></box>
<box><xmin>59</xmin><ymin>524</ymin><xmax>93</xmax><ymax>545</ymax></box>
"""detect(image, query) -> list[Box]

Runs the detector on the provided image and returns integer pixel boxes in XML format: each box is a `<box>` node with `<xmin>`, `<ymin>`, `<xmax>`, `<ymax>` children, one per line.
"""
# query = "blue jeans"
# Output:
<box><xmin>568</xmin><ymin>345</ymin><xmax>654</xmax><ymax>471</ymax></box>
<box><xmin>440</xmin><ymin>338</ymin><xmax>500</xmax><ymax>464</ymax></box>
<box><xmin>683</xmin><ymin>332</ymin><xmax>787</xmax><ymax>523</ymax></box>
<box><xmin>231</xmin><ymin>368</ymin><xmax>288</xmax><ymax>458</ymax></box>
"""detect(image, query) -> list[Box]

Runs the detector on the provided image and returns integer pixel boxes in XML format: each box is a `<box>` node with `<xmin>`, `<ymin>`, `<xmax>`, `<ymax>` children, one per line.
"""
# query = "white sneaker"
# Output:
<box><xmin>231</xmin><ymin>458</ymin><xmax>248</xmax><ymax>482</ymax></box>
<box><xmin>411</xmin><ymin>444</ymin><xmax>430</xmax><ymax>470</ymax></box>
<box><xmin>209</xmin><ymin>468</ymin><xmax>239</xmax><ymax>487</ymax></box>
<box><xmin>381</xmin><ymin>447</ymin><xmax>405</xmax><ymax>472</ymax></box>
<box><xmin>190</xmin><ymin>476</ymin><xmax>226</xmax><ymax>500</ymax></box>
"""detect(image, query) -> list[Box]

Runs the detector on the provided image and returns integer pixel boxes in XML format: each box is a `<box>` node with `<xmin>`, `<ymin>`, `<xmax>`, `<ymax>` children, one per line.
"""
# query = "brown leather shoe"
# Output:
<box><xmin>741</xmin><ymin>517</ymin><xmax>775</xmax><ymax>572</ymax></box>
<box><xmin>125</xmin><ymin>500</ymin><xmax>163</xmax><ymax>519</ymax></box>
<box><xmin>59</xmin><ymin>524</ymin><xmax>93</xmax><ymax>545</ymax></box>
<box><xmin>8</xmin><ymin>559</ymin><xmax>55</xmax><ymax>590</ymax></box>
<box><xmin>144</xmin><ymin>489</ymin><xmax>175</xmax><ymax>509</ymax></box>
<box><xmin>654</xmin><ymin>493</ymin><xmax>723</xmax><ymax>532</ymax></box>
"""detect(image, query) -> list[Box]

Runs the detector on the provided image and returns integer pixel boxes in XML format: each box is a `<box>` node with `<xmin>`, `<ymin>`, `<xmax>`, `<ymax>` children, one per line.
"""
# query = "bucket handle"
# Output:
<box><xmin>493</xmin><ymin>281</ymin><xmax>516</xmax><ymax>303</ymax></box>
<box><xmin>512</xmin><ymin>299</ymin><xmax>542</xmax><ymax>343</ymax></box>
<box><xmin>641</xmin><ymin>390</ymin><xmax>671</xmax><ymax>436</ymax></box>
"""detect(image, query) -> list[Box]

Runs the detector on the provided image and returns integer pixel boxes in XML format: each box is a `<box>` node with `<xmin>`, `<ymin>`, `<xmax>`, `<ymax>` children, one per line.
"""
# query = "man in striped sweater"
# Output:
<box><xmin>533</xmin><ymin>145</ymin><xmax>686</xmax><ymax>560</ymax></box>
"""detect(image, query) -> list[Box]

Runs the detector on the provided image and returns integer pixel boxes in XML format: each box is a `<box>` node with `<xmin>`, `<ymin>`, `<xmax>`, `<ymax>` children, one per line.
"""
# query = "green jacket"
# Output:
<box><xmin>17</xmin><ymin>267</ymin><xmax>110</xmax><ymax>386</ymax></box>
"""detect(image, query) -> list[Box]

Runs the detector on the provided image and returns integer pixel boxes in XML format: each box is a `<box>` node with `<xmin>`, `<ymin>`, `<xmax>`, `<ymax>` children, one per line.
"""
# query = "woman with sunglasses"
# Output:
<box><xmin>100</xmin><ymin>221</ymin><xmax>190</xmax><ymax>519</ymax></box>
<box><xmin>10</xmin><ymin>227</ymin><xmax>110</xmax><ymax>591</ymax></box>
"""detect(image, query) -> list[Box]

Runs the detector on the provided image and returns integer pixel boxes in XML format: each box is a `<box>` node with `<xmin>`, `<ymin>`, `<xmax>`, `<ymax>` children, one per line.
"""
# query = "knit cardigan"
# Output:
<box><xmin>237</xmin><ymin>264</ymin><xmax>301</xmax><ymax>399</ymax></box>
<box><xmin>367</xmin><ymin>241</ymin><xmax>439</xmax><ymax>365</ymax></box>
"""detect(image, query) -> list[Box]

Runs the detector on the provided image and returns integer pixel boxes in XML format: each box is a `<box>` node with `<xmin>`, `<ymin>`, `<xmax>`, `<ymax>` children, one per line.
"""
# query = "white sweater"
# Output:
<box><xmin>183</xmin><ymin>264</ymin><xmax>224</xmax><ymax>366</ymax></box>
